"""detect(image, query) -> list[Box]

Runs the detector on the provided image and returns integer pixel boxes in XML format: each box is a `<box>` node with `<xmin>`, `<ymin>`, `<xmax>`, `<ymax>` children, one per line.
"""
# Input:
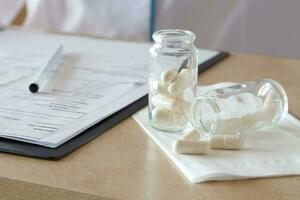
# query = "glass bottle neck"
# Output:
<box><xmin>190</xmin><ymin>95</ymin><xmax>221</xmax><ymax>136</ymax></box>
<box><xmin>153</xmin><ymin>29</ymin><xmax>195</xmax><ymax>47</ymax></box>
<box><xmin>155</xmin><ymin>41</ymin><xmax>194</xmax><ymax>48</ymax></box>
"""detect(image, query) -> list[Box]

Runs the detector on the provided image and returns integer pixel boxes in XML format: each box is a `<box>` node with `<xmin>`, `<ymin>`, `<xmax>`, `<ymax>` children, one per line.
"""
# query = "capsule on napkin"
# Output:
<box><xmin>209</xmin><ymin>135</ymin><xmax>244</xmax><ymax>150</ymax></box>
<box><xmin>173</xmin><ymin>139</ymin><xmax>208</xmax><ymax>154</ymax></box>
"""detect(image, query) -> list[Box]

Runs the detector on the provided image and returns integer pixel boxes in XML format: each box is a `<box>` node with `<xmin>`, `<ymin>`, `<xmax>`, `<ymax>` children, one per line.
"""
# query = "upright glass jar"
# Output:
<box><xmin>189</xmin><ymin>79</ymin><xmax>288</xmax><ymax>136</ymax></box>
<box><xmin>149</xmin><ymin>29</ymin><xmax>198</xmax><ymax>132</ymax></box>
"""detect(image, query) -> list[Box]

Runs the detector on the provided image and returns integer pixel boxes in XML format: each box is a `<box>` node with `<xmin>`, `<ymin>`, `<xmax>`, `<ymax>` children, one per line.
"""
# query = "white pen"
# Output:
<box><xmin>29</xmin><ymin>45</ymin><xmax>64</xmax><ymax>93</ymax></box>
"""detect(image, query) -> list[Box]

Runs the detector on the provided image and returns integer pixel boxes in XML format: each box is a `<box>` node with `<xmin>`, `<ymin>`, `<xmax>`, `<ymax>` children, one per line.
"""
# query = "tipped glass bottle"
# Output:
<box><xmin>189</xmin><ymin>79</ymin><xmax>288</xmax><ymax>136</ymax></box>
<box><xmin>149</xmin><ymin>29</ymin><xmax>198</xmax><ymax>132</ymax></box>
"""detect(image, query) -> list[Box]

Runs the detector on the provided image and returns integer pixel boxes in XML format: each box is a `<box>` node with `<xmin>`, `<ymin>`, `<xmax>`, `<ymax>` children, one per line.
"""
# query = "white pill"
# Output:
<box><xmin>152</xmin><ymin>94</ymin><xmax>190</xmax><ymax>114</ymax></box>
<box><xmin>209</xmin><ymin>135</ymin><xmax>244</xmax><ymax>150</ymax></box>
<box><xmin>152</xmin><ymin>107</ymin><xmax>188</xmax><ymax>126</ymax></box>
<box><xmin>180</xmin><ymin>130</ymin><xmax>200</xmax><ymax>140</ymax></box>
<box><xmin>161</xmin><ymin>68</ymin><xmax>178</xmax><ymax>84</ymax></box>
<box><xmin>151</xmin><ymin>80</ymin><xmax>169</xmax><ymax>95</ymax></box>
<box><xmin>173</xmin><ymin>139</ymin><xmax>208</xmax><ymax>154</ymax></box>
<box><xmin>168</xmin><ymin>69</ymin><xmax>192</xmax><ymax>96</ymax></box>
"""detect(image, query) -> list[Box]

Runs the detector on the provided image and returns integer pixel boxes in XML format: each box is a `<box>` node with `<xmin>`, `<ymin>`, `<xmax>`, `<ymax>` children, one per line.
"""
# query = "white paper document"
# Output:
<box><xmin>0</xmin><ymin>29</ymin><xmax>220</xmax><ymax>148</ymax></box>
<box><xmin>133</xmin><ymin>83</ymin><xmax>300</xmax><ymax>183</ymax></box>
<box><xmin>0</xmin><ymin>29</ymin><xmax>151</xmax><ymax>147</ymax></box>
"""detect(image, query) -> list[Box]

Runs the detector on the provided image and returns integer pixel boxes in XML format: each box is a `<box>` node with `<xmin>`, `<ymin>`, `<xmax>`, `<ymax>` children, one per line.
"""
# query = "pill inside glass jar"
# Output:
<box><xmin>149</xmin><ymin>29</ymin><xmax>198</xmax><ymax>132</ymax></box>
<box><xmin>189</xmin><ymin>79</ymin><xmax>288</xmax><ymax>136</ymax></box>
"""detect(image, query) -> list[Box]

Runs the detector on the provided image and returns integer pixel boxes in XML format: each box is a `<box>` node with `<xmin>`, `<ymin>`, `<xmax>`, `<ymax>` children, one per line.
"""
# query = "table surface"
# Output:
<box><xmin>0</xmin><ymin>49</ymin><xmax>300</xmax><ymax>199</ymax></box>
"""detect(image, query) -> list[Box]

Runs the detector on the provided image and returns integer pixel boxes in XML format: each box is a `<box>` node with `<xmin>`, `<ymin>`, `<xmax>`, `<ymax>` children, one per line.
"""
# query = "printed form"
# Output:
<box><xmin>0</xmin><ymin>30</ymin><xmax>150</xmax><ymax>147</ymax></box>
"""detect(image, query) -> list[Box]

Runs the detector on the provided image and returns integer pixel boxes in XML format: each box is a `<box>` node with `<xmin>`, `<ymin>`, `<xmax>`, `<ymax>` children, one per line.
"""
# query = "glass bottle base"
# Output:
<box><xmin>150</xmin><ymin>120</ymin><xmax>188</xmax><ymax>133</ymax></box>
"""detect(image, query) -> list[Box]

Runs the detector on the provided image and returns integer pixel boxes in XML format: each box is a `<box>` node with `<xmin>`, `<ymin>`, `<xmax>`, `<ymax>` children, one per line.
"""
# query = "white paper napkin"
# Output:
<box><xmin>133</xmin><ymin>83</ymin><xmax>300</xmax><ymax>183</ymax></box>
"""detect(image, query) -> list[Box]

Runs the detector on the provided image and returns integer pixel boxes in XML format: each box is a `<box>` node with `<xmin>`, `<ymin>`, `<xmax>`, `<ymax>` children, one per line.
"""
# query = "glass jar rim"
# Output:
<box><xmin>190</xmin><ymin>95</ymin><xmax>221</xmax><ymax>137</ymax></box>
<box><xmin>152</xmin><ymin>29</ymin><xmax>195</xmax><ymax>43</ymax></box>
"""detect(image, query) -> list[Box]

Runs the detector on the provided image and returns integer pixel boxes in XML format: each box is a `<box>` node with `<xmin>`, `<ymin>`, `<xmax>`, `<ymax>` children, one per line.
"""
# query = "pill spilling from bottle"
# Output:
<box><xmin>172</xmin><ymin>130</ymin><xmax>245</xmax><ymax>155</ymax></box>
<box><xmin>149</xmin><ymin>30</ymin><xmax>289</xmax><ymax>157</ymax></box>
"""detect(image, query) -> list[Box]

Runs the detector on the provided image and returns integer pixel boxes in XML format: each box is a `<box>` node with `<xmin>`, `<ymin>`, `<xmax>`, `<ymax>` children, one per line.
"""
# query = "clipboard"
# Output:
<box><xmin>0</xmin><ymin>51</ymin><xmax>229</xmax><ymax>160</ymax></box>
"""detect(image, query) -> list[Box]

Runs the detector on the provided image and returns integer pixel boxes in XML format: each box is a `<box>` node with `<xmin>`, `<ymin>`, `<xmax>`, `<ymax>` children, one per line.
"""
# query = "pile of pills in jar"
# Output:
<box><xmin>173</xmin><ymin>129</ymin><xmax>244</xmax><ymax>155</ymax></box>
<box><xmin>151</xmin><ymin>68</ymin><xmax>193</xmax><ymax>128</ymax></box>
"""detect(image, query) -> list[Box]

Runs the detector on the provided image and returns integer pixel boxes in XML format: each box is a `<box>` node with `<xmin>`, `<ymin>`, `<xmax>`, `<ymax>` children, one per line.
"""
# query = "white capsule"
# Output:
<box><xmin>151</xmin><ymin>80</ymin><xmax>169</xmax><ymax>95</ymax></box>
<box><xmin>168</xmin><ymin>69</ymin><xmax>192</xmax><ymax>96</ymax></box>
<box><xmin>180</xmin><ymin>130</ymin><xmax>200</xmax><ymax>140</ymax></box>
<box><xmin>161</xmin><ymin>68</ymin><xmax>178</xmax><ymax>84</ymax></box>
<box><xmin>209</xmin><ymin>135</ymin><xmax>244</xmax><ymax>150</ymax></box>
<box><xmin>152</xmin><ymin>107</ymin><xmax>188</xmax><ymax>126</ymax></box>
<box><xmin>151</xmin><ymin>94</ymin><xmax>190</xmax><ymax>114</ymax></box>
<box><xmin>173</xmin><ymin>139</ymin><xmax>208</xmax><ymax>154</ymax></box>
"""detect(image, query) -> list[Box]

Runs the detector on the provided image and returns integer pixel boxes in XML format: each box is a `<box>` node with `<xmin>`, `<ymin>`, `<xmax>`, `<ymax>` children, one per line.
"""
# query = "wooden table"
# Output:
<box><xmin>0</xmin><ymin>52</ymin><xmax>299</xmax><ymax>200</ymax></box>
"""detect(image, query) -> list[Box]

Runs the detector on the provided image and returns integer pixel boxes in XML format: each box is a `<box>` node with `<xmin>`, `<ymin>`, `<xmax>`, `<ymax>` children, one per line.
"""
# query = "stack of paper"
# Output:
<box><xmin>0</xmin><ymin>29</ymin><xmax>152</xmax><ymax>147</ymax></box>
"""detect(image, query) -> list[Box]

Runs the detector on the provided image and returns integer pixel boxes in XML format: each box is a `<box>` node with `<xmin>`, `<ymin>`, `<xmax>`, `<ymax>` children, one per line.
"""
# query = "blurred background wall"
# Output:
<box><xmin>156</xmin><ymin>0</ymin><xmax>300</xmax><ymax>59</ymax></box>
<box><xmin>1</xmin><ymin>0</ymin><xmax>300</xmax><ymax>59</ymax></box>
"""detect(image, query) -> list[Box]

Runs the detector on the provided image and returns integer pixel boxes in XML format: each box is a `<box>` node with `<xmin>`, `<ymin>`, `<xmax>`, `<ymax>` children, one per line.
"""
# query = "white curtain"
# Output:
<box><xmin>1</xmin><ymin>0</ymin><xmax>300</xmax><ymax>58</ymax></box>
<box><xmin>155</xmin><ymin>0</ymin><xmax>236</xmax><ymax>49</ymax></box>
<box><xmin>212</xmin><ymin>0</ymin><xmax>300</xmax><ymax>59</ymax></box>
<box><xmin>24</xmin><ymin>0</ymin><xmax>151</xmax><ymax>41</ymax></box>
<box><xmin>155</xmin><ymin>0</ymin><xmax>300</xmax><ymax>58</ymax></box>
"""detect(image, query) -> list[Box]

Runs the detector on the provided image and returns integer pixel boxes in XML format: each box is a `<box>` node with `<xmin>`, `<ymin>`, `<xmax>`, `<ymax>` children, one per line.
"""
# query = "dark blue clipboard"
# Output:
<box><xmin>0</xmin><ymin>51</ymin><xmax>229</xmax><ymax>160</ymax></box>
